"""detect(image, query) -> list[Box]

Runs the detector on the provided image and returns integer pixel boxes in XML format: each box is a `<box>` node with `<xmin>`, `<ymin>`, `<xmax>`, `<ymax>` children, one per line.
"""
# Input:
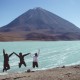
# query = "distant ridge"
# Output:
<box><xmin>0</xmin><ymin>7</ymin><xmax>80</xmax><ymax>41</ymax></box>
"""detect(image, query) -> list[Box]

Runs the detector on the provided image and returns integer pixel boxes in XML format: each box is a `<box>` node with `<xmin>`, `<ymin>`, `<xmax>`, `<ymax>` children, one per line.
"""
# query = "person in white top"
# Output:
<box><xmin>31</xmin><ymin>49</ymin><xmax>40</xmax><ymax>68</ymax></box>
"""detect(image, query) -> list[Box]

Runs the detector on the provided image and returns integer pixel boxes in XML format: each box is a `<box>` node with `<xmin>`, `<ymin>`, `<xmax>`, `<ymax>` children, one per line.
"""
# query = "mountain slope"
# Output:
<box><xmin>0</xmin><ymin>7</ymin><xmax>80</xmax><ymax>41</ymax></box>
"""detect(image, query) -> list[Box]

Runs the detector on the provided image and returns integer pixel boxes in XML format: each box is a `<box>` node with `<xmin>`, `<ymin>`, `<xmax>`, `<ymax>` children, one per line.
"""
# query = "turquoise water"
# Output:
<box><xmin>0</xmin><ymin>41</ymin><xmax>80</xmax><ymax>73</ymax></box>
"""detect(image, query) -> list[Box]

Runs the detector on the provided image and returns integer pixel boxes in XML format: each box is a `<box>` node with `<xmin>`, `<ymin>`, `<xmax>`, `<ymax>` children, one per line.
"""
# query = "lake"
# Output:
<box><xmin>0</xmin><ymin>41</ymin><xmax>80</xmax><ymax>74</ymax></box>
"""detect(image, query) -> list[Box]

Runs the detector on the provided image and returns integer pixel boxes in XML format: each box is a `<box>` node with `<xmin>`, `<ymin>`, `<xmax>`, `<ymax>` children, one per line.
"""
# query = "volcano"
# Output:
<box><xmin>0</xmin><ymin>7</ymin><xmax>80</xmax><ymax>41</ymax></box>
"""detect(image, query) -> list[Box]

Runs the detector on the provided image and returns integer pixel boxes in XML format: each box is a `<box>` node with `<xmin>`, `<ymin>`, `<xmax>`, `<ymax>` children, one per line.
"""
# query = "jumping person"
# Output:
<box><xmin>13</xmin><ymin>52</ymin><xmax>30</xmax><ymax>68</ymax></box>
<box><xmin>3</xmin><ymin>49</ymin><xmax>14</xmax><ymax>72</ymax></box>
<box><xmin>31</xmin><ymin>49</ymin><xmax>40</xmax><ymax>68</ymax></box>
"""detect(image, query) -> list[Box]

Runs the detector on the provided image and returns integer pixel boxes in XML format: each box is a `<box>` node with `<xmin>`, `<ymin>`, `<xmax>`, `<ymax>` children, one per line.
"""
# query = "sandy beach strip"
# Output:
<box><xmin>0</xmin><ymin>65</ymin><xmax>80</xmax><ymax>80</ymax></box>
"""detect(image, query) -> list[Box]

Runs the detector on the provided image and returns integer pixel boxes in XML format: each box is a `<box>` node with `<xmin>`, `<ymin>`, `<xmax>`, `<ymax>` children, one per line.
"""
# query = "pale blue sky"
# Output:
<box><xmin>0</xmin><ymin>0</ymin><xmax>80</xmax><ymax>28</ymax></box>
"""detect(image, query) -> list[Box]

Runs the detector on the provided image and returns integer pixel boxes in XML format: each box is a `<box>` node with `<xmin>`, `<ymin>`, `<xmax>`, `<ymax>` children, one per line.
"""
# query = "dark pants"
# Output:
<box><xmin>3</xmin><ymin>62</ymin><xmax>10</xmax><ymax>72</ymax></box>
<box><xmin>33</xmin><ymin>62</ymin><xmax>38</xmax><ymax>68</ymax></box>
<box><xmin>19</xmin><ymin>61</ymin><xmax>26</xmax><ymax>68</ymax></box>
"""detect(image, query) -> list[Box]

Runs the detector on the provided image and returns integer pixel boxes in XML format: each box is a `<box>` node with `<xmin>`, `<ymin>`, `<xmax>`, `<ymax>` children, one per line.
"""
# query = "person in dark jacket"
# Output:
<box><xmin>3</xmin><ymin>49</ymin><xmax>14</xmax><ymax>72</ymax></box>
<box><xmin>13</xmin><ymin>52</ymin><xmax>30</xmax><ymax>68</ymax></box>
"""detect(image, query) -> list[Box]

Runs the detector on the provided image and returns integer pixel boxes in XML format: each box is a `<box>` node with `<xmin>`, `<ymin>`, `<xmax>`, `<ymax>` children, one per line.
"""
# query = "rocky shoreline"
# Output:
<box><xmin>0</xmin><ymin>65</ymin><xmax>80</xmax><ymax>80</ymax></box>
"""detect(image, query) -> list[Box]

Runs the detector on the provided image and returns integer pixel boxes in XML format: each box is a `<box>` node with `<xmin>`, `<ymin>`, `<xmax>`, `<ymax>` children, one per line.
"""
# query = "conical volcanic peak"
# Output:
<box><xmin>33</xmin><ymin>7</ymin><xmax>44</xmax><ymax>10</ymax></box>
<box><xmin>0</xmin><ymin>7</ymin><xmax>80</xmax><ymax>41</ymax></box>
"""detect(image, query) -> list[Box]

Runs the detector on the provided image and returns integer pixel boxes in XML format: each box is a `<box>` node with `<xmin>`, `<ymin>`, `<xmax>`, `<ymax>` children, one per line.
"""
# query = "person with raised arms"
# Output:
<box><xmin>3</xmin><ymin>49</ymin><xmax>14</xmax><ymax>72</ymax></box>
<box><xmin>13</xmin><ymin>52</ymin><xmax>30</xmax><ymax>68</ymax></box>
<box><xmin>31</xmin><ymin>49</ymin><xmax>40</xmax><ymax>68</ymax></box>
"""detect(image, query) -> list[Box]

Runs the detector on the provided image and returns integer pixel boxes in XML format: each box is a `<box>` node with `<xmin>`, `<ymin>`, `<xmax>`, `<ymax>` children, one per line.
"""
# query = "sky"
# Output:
<box><xmin>0</xmin><ymin>0</ymin><xmax>80</xmax><ymax>28</ymax></box>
